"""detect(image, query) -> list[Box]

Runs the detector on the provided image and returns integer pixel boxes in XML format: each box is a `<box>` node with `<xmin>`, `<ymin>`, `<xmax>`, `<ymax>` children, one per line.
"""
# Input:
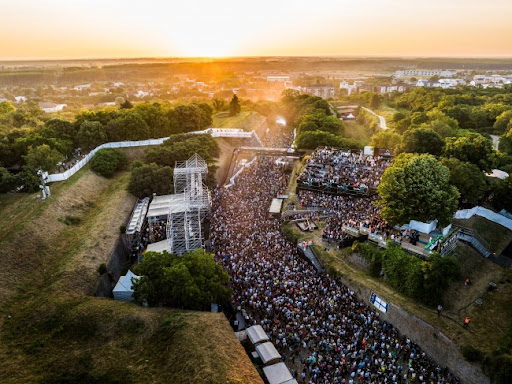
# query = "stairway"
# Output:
<box><xmin>299</xmin><ymin>244</ymin><xmax>325</xmax><ymax>273</ymax></box>
<box><xmin>456</xmin><ymin>227</ymin><xmax>491</xmax><ymax>258</ymax></box>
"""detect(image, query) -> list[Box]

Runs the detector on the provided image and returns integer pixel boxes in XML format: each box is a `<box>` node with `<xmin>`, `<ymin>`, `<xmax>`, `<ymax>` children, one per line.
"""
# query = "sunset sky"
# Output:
<box><xmin>1</xmin><ymin>0</ymin><xmax>511</xmax><ymax>59</ymax></box>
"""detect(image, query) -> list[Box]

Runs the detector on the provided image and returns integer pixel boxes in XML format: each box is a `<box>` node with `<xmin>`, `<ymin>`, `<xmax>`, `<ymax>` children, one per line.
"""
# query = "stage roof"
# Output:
<box><xmin>147</xmin><ymin>194</ymin><xmax>186</xmax><ymax>219</ymax></box>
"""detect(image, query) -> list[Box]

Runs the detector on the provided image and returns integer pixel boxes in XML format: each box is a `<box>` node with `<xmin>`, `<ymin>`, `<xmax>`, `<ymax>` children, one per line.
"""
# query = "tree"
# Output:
<box><xmin>493</xmin><ymin>110</ymin><xmax>512</xmax><ymax>134</ymax></box>
<box><xmin>0</xmin><ymin>167</ymin><xmax>17</xmax><ymax>193</ymax></box>
<box><xmin>77</xmin><ymin>120</ymin><xmax>108</xmax><ymax>150</ymax></box>
<box><xmin>490</xmin><ymin>176</ymin><xmax>512</xmax><ymax>213</ymax></box>
<box><xmin>23</xmin><ymin>144</ymin><xmax>64</xmax><ymax>172</ymax></box>
<box><xmin>378</xmin><ymin>153</ymin><xmax>459</xmax><ymax>226</ymax></box>
<box><xmin>128</xmin><ymin>162</ymin><xmax>173</xmax><ymax>197</ymax></box>
<box><xmin>212</xmin><ymin>98</ymin><xmax>225</xmax><ymax>112</ymax></box>
<box><xmin>440</xmin><ymin>157</ymin><xmax>488</xmax><ymax>206</ymax></box>
<box><xmin>444</xmin><ymin>132</ymin><xmax>497</xmax><ymax>171</ymax></box>
<box><xmin>106</xmin><ymin>112</ymin><xmax>150</xmax><ymax>141</ymax></box>
<box><xmin>229</xmin><ymin>94</ymin><xmax>241</xmax><ymax>116</ymax></box>
<box><xmin>499</xmin><ymin>127</ymin><xmax>512</xmax><ymax>155</ymax></box>
<box><xmin>397</xmin><ymin>127</ymin><xmax>445</xmax><ymax>156</ymax></box>
<box><xmin>90</xmin><ymin>148</ymin><xmax>128</xmax><ymax>178</ymax></box>
<box><xmin>120</xmin><ymin>99</ymin><xmax>133</xmax><ymax>109</ymax></box>
<box><xmin>370</xmin><ymin>130</ymin><xmax>401</xmax><ymax>150</ymax></box>
<box><xmin>132</xmin><ymin>249</ymin><xmax>231</xmax><ymax>309</ymax></box>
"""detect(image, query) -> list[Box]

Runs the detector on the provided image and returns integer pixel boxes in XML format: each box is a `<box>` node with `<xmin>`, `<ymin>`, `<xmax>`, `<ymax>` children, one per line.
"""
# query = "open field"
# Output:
<box><xmin>343</xmin><ymin>120</ymin><xmax>372</xmax><ymax>145</ymax></box>
<box><xmin>0</xmin><ymin>149</ymin><xmax>262</xmax><ymax>384</ymax></box>
<box><xmin>213</xmin><ymin>110</ymin><xmax>267</xmax><ymax>132</ymax></box>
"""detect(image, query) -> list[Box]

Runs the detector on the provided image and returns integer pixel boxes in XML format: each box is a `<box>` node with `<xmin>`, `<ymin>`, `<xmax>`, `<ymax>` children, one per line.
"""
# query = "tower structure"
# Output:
<box><xmin>166</xmin><ymin>154</ymin><xmax>211</xmax><ymax>255</ymax></box>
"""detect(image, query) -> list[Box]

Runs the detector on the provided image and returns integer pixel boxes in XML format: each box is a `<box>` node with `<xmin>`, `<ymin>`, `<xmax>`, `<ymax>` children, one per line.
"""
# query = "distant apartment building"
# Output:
<box><xmin>395</xmin><ymin>69</ymin><xmax>457</xmax><ymax>78</ymax></box>
<box><xmin>267</xmin><ymin>76</ymin><xmax>290</xmax><ymax>83</ymax></box>
<box><xmin>301</xmin><ymin>84</ymin><xmax>335</xmax><ymax>99</ymax></box>
<box><xmin>375</xmin><ymin>84</ymin><xmax>408</xmax><ymax>94</ymax></box>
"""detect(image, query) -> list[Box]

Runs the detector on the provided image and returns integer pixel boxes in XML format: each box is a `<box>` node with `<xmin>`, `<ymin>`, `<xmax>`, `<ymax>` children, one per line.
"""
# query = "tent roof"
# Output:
<box><xmin>263</xmin><ymin>362</ymin><xmax>293</xmax><ymax>384</ymax></box>
<box><xmin>113</xmin><ymin>270</ymin><xmax>140</xmax><ymax>293</ymax></box>
<box><xmin>146</xmin><ymin>240</ymin><xmax>168</xmax><ymax>254</ymax></box>
<box><xmin>126</xmin><ymin>197</ymin><xmax>149</xmax><ymax>235</ymax></box>
<box><xmin>256</xmin><ymin>342</ymin><xmax>281</xmax><ymax>364</ymax></box>
<box><xmin>147</xmin><ymin>194</ymin><xmax>186</xmax><ymax>218</ymax></box>
<box><xmin>246</xmin><ymin>325</ymin><xmax>269</xmax><ymax>345</ymax></box>
<box><xmin>269</xmin><ymin>198</ymin><xmax>283</xmax><ymax>214</ymax></box>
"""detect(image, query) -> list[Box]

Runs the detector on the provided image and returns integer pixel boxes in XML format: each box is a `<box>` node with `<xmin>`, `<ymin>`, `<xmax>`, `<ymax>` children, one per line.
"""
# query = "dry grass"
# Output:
<box><xmin>213</xmin><ymin>111</ymin><xmax>267</xmax><ymax>132</ymax></box>
<box><xmin>0</xmin><ymin>163</ymin><xmax>262</xmax><ymax>384</ymax></box>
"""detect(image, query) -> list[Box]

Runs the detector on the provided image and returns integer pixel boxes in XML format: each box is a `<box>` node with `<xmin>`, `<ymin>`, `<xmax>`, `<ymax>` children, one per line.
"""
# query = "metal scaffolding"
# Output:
<box><xmin>166</xmin><ymin>154</ymin><xmax>211</xmax><ymax>255</ymax></box>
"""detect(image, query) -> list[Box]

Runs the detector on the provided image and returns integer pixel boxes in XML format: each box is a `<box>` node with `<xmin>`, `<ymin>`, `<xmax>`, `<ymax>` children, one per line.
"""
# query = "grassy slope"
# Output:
<box><xmin>286</xmin><ymin>214</ymin><xmax>512</xmax><ymax>357</ymax></box>
<box><xmin>212</xmin><ymin>110</ymin><xmax>266</xmax><ymax>131</ymax></box>
<box><xmin>343</xmin><ymin>120</ymin><xmax>371</xmax><ymax>145</ymax></box>
<box><xmin>0</xmin><ymin>150</ymin><xmax>262</xmax><ymax>384</ymax></box>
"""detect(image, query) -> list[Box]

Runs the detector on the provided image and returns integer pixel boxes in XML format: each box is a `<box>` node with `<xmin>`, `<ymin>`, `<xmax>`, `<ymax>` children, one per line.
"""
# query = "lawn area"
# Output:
<box><xmin>344</xmin><ymin>120</ymin><xmax>372</xmax><ymax>145</ymax></box>
<box><xmin>376</xmin><ymin>104</ymin><xmax>410</xmax><ymax>121</ymax></box>
<box><xmin>212</xmin><ymin>110</ymin><xmax>267</xmax><ymax>131</ymax></box>
<box><xmin>0</xmin><ymin>152</ymin><xmax>262</xmax><ymax>384</ymax></box>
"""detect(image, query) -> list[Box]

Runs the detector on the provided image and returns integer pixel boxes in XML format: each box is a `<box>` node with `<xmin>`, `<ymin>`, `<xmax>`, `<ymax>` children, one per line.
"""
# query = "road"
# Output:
<box><xmin>490</xmin><ymin>134</ymin><xmax>500</xmax><ymax>150</ymax></box>
<box><xmin>361</xmin><ymin>107</ymin><xmax>388</xmax><ymax>129</ymax></box>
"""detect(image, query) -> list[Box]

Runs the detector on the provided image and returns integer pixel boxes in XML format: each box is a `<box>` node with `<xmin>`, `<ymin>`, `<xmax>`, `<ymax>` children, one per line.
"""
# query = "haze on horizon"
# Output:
<box><xmin>1</xmin><ymin>0</ymin><xmax>511</xmax><ymax>60</ymax></box>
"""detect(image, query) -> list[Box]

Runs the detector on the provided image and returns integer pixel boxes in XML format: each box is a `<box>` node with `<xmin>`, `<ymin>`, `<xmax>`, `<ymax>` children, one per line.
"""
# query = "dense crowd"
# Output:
<box><xmin>211</xmin><ymin>155</ymin><xmax>459</xmax><ymax>383</ymax></box>
<box><xmin>298</xmin><ymin>148</ymin><xmax>391</xmax><ymax>192</ymax></box>
<box><xmin>298</xmin><ymin>190</ymin><xmax>388</xmax><ymax>243</ymax></box>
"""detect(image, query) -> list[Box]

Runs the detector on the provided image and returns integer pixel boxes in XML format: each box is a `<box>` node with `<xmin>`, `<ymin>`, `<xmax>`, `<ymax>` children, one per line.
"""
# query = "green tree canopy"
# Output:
<box><xmin>90</xmin><ymin>148</ymin><xmax>128</xmax><ymax>178</ymax></box>
<box><xmin>397</xmin><ymin>127</ymin><xmax>445</xmax><ymax>156</ymax></box>
<box><xmin>128</xmin><ymin>162</ymin><xmax>173</xmax><ymax>197</ymax></box>
<box><xmin>132</xmin><ymin>249</ymin><xmax>231</xmax><ymax>309</ymax></box>
<box><xmin>229</xmin><ymin>94</ymin><xmax>241</xmax><ymax>116</ymax></box>
<box><xmin>440</xmin><ymin>157</ymin><xmax>488</xmax><ymax>206</ymax></box>
<box><xmin>370</xmin><ymin>130</ymin><xmax>401</xmax><ymax>150</ymax></box>
<box><xmin>490</xmin><ymin>176</ymin><xmax>512</xmax><ymax>213</ymax></box>
<box><xmin>295</xmin><ymin>131</ymin><xmax>361</xmax><ymax>150</ymax></box>
<box><xmin>23</xmin><ymin>144</ymin><xmax>64</xmax><ymax>172</ymax></box>
<box><xmin>378</xmin><ymin>153</ymin><xmax>459</xmax><ymax>226</ymax></box>
<box><xmin>0</xmin><ymin>166</ymin><xmax>17</xmax><ymax>193</ymax></box>
<box><xmin>443</xmin><ymin>132</ymin><xmax>497</xmax><ymax>171</ymax></box>
<box><xmin>77</xmin><ymin>120</ymin><xmax>108</xmax><ymax>150</ymax></box>
<box><xmin>493</xmin><ymin>110</ymin><xmax>512</xmax><ymax>135</ymax></box>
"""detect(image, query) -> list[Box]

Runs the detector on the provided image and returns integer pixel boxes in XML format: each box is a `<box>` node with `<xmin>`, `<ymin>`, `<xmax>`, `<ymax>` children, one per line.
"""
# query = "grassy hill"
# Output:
<box><xmin>0</xmin><ymin>149</ymin><xmax>262</xmax><ymax>384</ymax></box>
<box><xmin>212</xmin><ymin>111</ymin><xmax>267</xmax><ymax>132</ymax></box>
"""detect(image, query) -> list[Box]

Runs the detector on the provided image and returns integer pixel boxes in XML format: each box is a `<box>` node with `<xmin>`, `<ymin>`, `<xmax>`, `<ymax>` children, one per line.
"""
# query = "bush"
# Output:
<box><xmin>97</xmin><ymin>263</ymin><xmax>107</xmax><ymax>275</ymax></box>
<box><xmin>352</xmin><ymin>242</ymin><xmax>382</xmax><ymax>277</ymax></box>
<box><xmin>281</xmin><ymin>221</ymin><xmax>301</xmax><ymax>246</ymax></box>
<box><xmin>119</xmin><ymin>225</ymin><xmax>126</xmax><ymax>233</ymax></box>
<box><xmin>128</xmin><ymin>162</ymin><xmax>173</xmax><ymax>198</ymax></box>
<box><xmin>90</xmin><ymin>148</ymin><xmax>128</xmax><ymax>178</ymax></box>
<box><xmin>462</xmin><ymin>345</ymin><xmax>483</xmax><ymax>362</ymax></box>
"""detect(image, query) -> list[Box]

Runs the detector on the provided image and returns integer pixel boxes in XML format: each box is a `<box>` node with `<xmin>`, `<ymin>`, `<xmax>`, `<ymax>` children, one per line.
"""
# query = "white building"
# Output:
<box><xmin>74</xmin><ymin>83</ymin><xmax>92</xmax><ymax>91</ymax></box>
<box><xmin>395</xmin><ymin>69</ymin><xmax>457</xmax><ymax>78</ymax></box>
<box><xmin>267</xmin><ymin>76</ymin><xmax>290</xmax><ymax>82</ymax></box>
<box><xmin>39</xmin><ymin>102</ymin><xmax>67</xmax><ymax>113</ymax></box>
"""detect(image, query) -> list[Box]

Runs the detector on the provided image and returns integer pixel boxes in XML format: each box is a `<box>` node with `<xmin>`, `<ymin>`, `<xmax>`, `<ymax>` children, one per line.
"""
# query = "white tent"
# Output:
<box><xmin>146</xmin><ymin>240</ymin><xmax>168</xmax><ymax>254</ymax></box>
<box><xmin>263</xmin><ymin>362</ymin><xmax>296</xmax><ymax>384</ymax></box>
<box><xmin>113</xmin><ymin>270</ymin><xmax>140</xmax><ymax>302</ymax></box>
<box><xmin>409</xmin><ymin>220</ymin><xmax>437</xmax><ymax>234</ymax></box>
<box><xmin>246</xmin><ymin>325</ymin><xmax>269</xmax><ymax>345</ymax></box>
<box><xmin>256</xmin><ymin>342</ymin><xmax>281</xmax><ymax>364</ymax></box>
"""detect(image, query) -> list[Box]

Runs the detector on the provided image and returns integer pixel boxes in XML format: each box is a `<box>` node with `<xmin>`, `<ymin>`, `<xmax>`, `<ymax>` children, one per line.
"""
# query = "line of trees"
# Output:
<box><xmin>0</xmin><ymin>100</ymin><xmax>213</xmax><ymax>192</ymax></box>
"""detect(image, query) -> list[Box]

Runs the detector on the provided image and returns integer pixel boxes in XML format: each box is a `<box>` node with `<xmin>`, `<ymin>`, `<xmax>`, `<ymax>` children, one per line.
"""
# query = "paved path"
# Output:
<box><xmin>361</xmin><ymin>107</ymin><xmax>388</xmax><ymax>130</ymax></box>
<box><xmin>490</xmin><ymin>134</ymin><xmax>500</xmax><ymax>150</ymax></box>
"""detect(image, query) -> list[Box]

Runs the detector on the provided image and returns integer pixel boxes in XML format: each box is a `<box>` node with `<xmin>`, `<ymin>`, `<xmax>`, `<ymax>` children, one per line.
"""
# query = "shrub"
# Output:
<box><xmin>97</xmin><ymin>263</ymin><xmax>107</xmax><ymax>275</ymax></box>
<box><xmin>119</xmin><ymin>225</ymin><xmax>126</xmax><ymax>233</ymax></box>
<box><xmin>90</xmin><ymin>148</ymin><xmax>128</xmax><ymax>178</ymax></box>
<box><xmin>462</xmin><ymin>345</ymin><xmax>483</xmax><ymax>362</ymax></box>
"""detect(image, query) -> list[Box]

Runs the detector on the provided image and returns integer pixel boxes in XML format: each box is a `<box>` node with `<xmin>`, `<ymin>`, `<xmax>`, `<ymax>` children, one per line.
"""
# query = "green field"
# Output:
<box><xmin>0</xmin><ymin>149</ymin><xmax>262</xmax><ymax>384</ymax></box>
<box><xmin>212</xmin><ymin>110</ymin><xmax>267</xmax><ymax>131</ymax></box>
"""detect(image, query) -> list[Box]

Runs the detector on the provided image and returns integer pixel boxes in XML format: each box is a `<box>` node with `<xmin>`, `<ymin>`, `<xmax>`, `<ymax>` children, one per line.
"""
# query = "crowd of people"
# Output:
<box><xmin>298</xmin><ymin>148</ymin><xmax>391</xmax><ymax>193</ymax></box>
<box><xmin>297</xmin><ymin>190</ymin><xmax>388</xmax><ymax>244</ymax></box>
<box><xmin>210</xmin><ymin>152</ymin><xmax>459</xmax><ymax>383</ymax></box>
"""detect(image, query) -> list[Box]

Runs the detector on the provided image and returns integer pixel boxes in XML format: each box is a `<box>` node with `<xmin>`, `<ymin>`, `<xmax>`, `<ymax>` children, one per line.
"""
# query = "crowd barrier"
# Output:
<box><xmin>46</xmin><ymin>137</ymin><xmax>169</xmax><ymax>183</ymax></box>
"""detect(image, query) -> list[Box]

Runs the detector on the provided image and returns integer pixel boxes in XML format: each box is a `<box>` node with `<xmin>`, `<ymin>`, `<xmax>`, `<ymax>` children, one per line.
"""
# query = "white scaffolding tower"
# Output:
<box><xmin>166</xmin><ymin>154</ymin><xmax>211</xmax><ymax>255</ymax></box>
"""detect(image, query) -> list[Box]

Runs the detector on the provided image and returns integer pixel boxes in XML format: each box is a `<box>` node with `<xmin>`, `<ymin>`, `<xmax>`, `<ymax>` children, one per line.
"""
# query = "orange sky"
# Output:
<box><xmin>1</xmin><ymin>0</ymin><xmax>511</xmax><ymax>59</ymax></box>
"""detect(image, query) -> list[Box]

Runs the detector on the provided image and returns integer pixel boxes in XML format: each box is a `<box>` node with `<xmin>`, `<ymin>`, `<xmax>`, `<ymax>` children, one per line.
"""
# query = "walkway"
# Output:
<box><xmin>361</xmin><ymin>107</ymin><xmax>388</xmax><ymax>129</ymax></box>
<box><xmin>490</xmin><ymin>134</ymin><xmax>500</xmax><ymax>150</ymax></box>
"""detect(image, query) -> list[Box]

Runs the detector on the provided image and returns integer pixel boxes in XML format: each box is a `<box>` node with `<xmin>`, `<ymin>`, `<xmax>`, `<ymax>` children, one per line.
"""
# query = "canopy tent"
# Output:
<box><xmin>256</xmin><ymin>342</ymin><xmax>281</xmax><ymax>364</ymax></box>
<box><xmin>409</xmin><ymin>220</ymin><xmax>437</xmax><ymax>234</ymax></box>
<box><xmin>263</xmin><ymin>362</ymin><xmax>296</xmax><ymax>384</ymax></box>
<box><xmin>146</xmin><ymin>240</ymin><xmax>168</xmax><ymax>254</ymax></box>
<box><xmin>246</xmin><ymin>325</ymin><xmax>269</xmax><ymax>346</ymax></box>
<box><xmin>147</xmin><ymin>194</ymin><xmax>186</xmax><ymax>221</ymax></box>
<box><xmin>269</xmin><ymin>198</ymin><xmax>283</xmax><ymax>215</ymax></box>
<box><xmin>113</xmin><ymin>270</ymin><xmax>140</xmax><ymax>302</ymax></box>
